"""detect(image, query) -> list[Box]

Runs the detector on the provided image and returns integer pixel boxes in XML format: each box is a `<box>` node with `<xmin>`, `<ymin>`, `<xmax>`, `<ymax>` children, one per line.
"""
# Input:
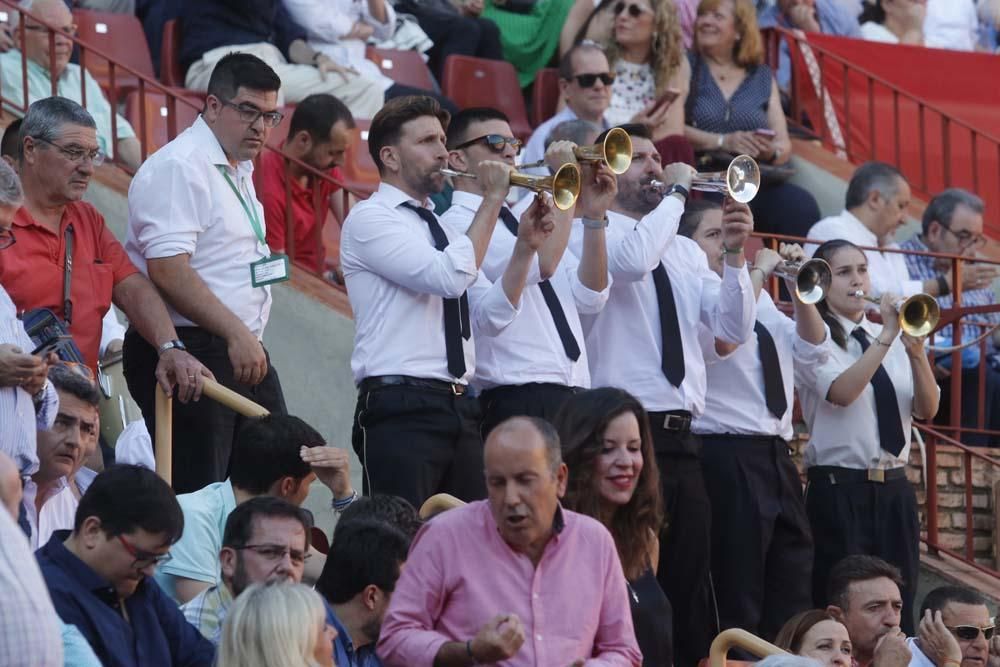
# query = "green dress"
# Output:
<box><xmin>482</xmin><ymin>0</ymin><xmax>576</xmax><ymax>87</ymax></box>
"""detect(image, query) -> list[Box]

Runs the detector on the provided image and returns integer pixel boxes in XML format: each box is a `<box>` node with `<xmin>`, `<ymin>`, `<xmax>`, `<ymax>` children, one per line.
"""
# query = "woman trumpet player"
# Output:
<box><xmin>797</xmin><ymin>239</ymin><xmax>939</xmax><ymax>635</ymax></box>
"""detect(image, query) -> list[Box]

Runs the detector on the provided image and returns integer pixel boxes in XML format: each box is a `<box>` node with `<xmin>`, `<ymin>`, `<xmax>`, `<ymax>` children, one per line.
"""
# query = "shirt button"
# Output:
<box><xmin>533</xmin><ymin>593</ymin><xmax>539</xmax><ymax>599</ymax></box>
<box><xmin>536</xmin><ymin>635</ymin><xmax>543</xmax><ymax>641</ymax></box>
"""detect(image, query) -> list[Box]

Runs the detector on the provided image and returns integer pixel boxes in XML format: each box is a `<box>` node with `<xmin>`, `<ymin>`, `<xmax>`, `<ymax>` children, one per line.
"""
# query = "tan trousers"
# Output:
<box><xmin>185</xmin><ymin>42</ymin><xmax>384</xmax><ymax>119</ymax></box>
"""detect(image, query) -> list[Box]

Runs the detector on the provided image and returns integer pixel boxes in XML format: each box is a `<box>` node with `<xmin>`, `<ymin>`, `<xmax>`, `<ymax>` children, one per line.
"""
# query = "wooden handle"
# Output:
<box><xmin>201</xmin><ymin>378</ymin><xmax>270</xmax><ymax>417</ymax></box>
<box><xmin>709</xmin><ymin>629</ymin><xmax>786</xmax><ymax>667</ymax></box>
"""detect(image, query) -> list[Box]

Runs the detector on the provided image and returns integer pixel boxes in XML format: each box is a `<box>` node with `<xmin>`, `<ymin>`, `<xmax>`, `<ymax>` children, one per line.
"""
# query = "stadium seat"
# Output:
<box><xmin>340</xmin><ymin>118</ymin><xmax>379</xmax><ymax>197</ymax></box>
<box><xmin>72</xmin><ymin>9</ymin><xmax>155</xmax><ymax>102</ymax></box>
<box><xmin>160</xmin><ymin>19</ymin><xmax>185</xmax><ymax>87</ymax></box>
<box><xmin>531</xmin><ymin>67</ymin><xmax>560</xmax><ymax>128</ymax></box>
<box><xmin>366</xmin><ymin>47</ymin><xmax>437</xmax><ymax>92</ymax></box>
<box><xmin>441</xmin><ymin>55</ymin><xmax>532</xmax><ymax>142</ymax></box>
<box><xmin>123</xmin><ymin>89</ymin><xmax>202</xmax><ymax>156</ymax></box>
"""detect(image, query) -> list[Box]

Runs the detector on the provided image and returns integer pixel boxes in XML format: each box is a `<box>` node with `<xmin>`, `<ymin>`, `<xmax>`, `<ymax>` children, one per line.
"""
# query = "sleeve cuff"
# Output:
<box><xmin>444</xmin><ymin>235</ymin><xmax>478</xmax><ymax>278</ymax></box>
<box><xmin>141</xmin><ymin>239</ymin><xmax>198</xmax><ymax>260</ymax></box>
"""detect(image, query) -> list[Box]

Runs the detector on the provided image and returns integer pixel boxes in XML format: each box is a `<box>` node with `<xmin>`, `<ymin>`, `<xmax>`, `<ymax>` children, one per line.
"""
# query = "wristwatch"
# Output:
<box><xmin>581</xmin><ymin>215</ymin><xmax>609</xmax><ymax>229</ymax></box>
<box><xmin>664</xmin><ymin>184</ymin><xmax>689</xmax><ymax>202</ymax></box>
<box><xmin>157</xmin><ymin>339</ymin><xmax>187</xmax><ymax>356</ymax></box>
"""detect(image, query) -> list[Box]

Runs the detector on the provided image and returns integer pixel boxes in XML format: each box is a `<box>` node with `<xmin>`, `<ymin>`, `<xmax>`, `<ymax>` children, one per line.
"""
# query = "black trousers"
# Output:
<box><xmin>396</xmin><ymin>2</ymin><xmax>503</xmax><ymax>79</ymax></box>
<box><xmin>806</xmin><ymin>470</ymin><xmax>919</xmax><ymax>635</ymax></box>
<box><xmin>351</xmin><ymin>383</ymin><xmax>485</xmax><ymax>508</ymax></box>
<box><xmin>122</xmin><ymin>327</ymin><xmax>287</xmax><ymax>494</ymax></box>
<box><xmin>701</xmin><ymin>434</ymin><xmax>814</xmax><ymax>641</ymax></box>
<box><xmin>479</xmin><ymin>382</ymin><xmax>578</xmax><ymax>439</ymax></box>
<box><xmin>650</xmin><ymin>422</ymin><xmax>717</xmax><ymax>667</ymax></box>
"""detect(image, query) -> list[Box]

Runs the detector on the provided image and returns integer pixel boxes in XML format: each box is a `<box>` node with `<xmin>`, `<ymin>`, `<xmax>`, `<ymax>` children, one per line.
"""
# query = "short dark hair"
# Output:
<box><xmin>827</xmin><ymin>555</ymin><xmax>904</xmax><ymax>610</ymax></box>
<box><xmin>206</xmin><ymin>52</ymin><xmax>281</xmax><ymax>102</ymax></box>
<box><xmin>229</xmin><ymin>415</ymin><xmax>325</xmax><ymax>495</ymax></box>
<box><xmin>921</xmin><ymin>188</ymin><xmax>985</xmax><ymax>236</ymax></box>
<box><xmin>678</xmin><ymin>199</ymin><xmax>723</xmax><ymax>238</ymax></box>
<box><xmin>596</xmin><ymin>122</ymin><xmax>650</xmax><ymax>146</ymax></box>
<box><xmin>446</xmin><ymin>107</ymin><xmax>509</xmax><ymax>150</ymax></box>
<box><xmin>288</xmin><ymin>94</ymin><xmax>355</xmax><ymax>144</ymax></box>
<box><xmin>845</xmin><ymin>161</ymin><xmax>904</xmax><ymax>210</ymax></box>
<box><xmin>315</xmin><ymin>519</ymin><xmax>410</xmax><ymax>604</ymax></box>
<box><xmin>222</xmin><ymin>496</ymin><xmax>313</xmax><ymax>549</ymax></box>
<box><xmin>335</xmin><ymin>494</ymin><xmax>422</xmax><ymax>541</ymax></box>
<box><xmin>920</xmin><ymin>586</ymin><xmax>988</xmax><ymax>618</ymax></box>
<box><xmin>1</xmin><ymin>118</ymin><xmax>23</xmax><ymax>159</ymax></box>
<box><xmin>558</xmin><ymin>41</ymin><xmax>607</xmax><ymax>81</ymax></box>
<box><xmin>74</xmin><ymin>465</ymin><xmax>184</xmax><ymax>543</ymax></box>
<box><xmin>48</xmin><ymin>364</ymin><xmax>101</xmax><ymax>406</ymax></box>
<box><xmin>368</xmin><ymin>95</ymin><xmax>450</xmax><ymax>173</ymax></box>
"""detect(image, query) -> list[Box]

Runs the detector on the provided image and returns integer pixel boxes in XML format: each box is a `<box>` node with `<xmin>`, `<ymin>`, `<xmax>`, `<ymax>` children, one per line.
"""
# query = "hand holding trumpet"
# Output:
<box><xmin>474</xmin><ymin>160</ymin><xmax>514</xmax><ymax>200</ymax></box>
<box><xmin>517</xmin><ymin>193</ymin><xmax>557</xmax><ymax>250</ymax></box>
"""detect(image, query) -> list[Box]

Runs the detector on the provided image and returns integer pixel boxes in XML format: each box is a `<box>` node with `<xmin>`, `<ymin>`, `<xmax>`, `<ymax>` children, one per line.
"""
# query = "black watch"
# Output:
<box><xmin>665</xmin><ymin>184</ymin><xmax>689</xmax><ymax>201</ymax></box>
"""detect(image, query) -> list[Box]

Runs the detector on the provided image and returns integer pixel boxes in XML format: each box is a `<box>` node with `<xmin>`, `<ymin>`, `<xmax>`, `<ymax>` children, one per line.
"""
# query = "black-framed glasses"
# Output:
<box><xmin>117</xmin><ymin>534</ymin><xmax>173</xmax><ymax>568</ymax></box>
<box><xmin>614</xmin><ymin>1</ymin><xmax>649</xmax><ymax>17</ymax></box>
<box><xmin>947</xmin><ymin>624</ymin><xmax>995</xmax><ymax>641</ymax></box>
<box><xmin>452</xmin><ymin>134</ymin><xmax>523</xmax><ymax>156</ymax></box>
<box><xmin>236</xmin><ymin>543</ymin><xmax>310</xmax><ymax>565</ymax></box>
<box><xmin>0</xmin><ymin>228</ymin><xmax>14</xmax><ymax>250</ymax></box>
<box><xmin>32</xmin><ymin>136</ymin><xmax>105</xmax><ymax>166</ymax></box>
<box><xmin>941</xmin><ymin>225</ymin><xmax>988</xmax><ymax>250</ymax></box>
<box><xmin>573</xmin><ymin>72</ymin><xmax>615</xmax><ymax>88</ymax></box>
<box><xmin>219</xmin><ymin>99</ymin><xmax>285</xmax><ymax>128</ymax></box>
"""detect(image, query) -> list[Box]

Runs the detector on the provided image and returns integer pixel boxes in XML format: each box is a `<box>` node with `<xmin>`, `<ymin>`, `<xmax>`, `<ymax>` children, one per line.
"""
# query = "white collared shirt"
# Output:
<box><xmin>569</xmin><ymin>196</ymin><xmax>756</xmax><ymax>415</ymax></box>
<box><xmin>923</xmin><ymin>0</ymin><xmax>978</xmax><ymax>52</ymax></box>
<box><xmin>694</xmin><ymin>291</ymin><xmax>828</xmax><ymax>440</ymax></box>
<box><xmin>440</xmin><ymin>191</ymin><xmax>609</xmax><ymax>390</ymax></box>
<box><xmin>21</xmin><ymin>477</ymin><xmax>77</xmax><ymax>550</ymax></box>
<box><xmin>906</xmin><ymin>638</ymin><xmax>936</xmax><ymax>667</ymax></box>
<box><xmin>126</xmin><ymin>116</ymin><xmax>272</xmax><ymax>337</ymax></box>
<box><xmin>795</xmin><ymin>313</ymin><xmax>938</xmax><ymax>469</ymax></box>
<box><xmin>341</xmin><ymin>183</ymin><xmax>520</xmax><ymax>385</ymax></box>
<box><xmin>806</xmin><ymin>210</ymin><xmax>923</xmax><ymax>299</ymax></box>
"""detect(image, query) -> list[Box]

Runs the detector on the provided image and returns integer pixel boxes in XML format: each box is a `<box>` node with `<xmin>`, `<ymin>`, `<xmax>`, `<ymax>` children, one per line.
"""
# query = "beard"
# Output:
<box><xmin>404</xmin><ymin>165</ymin><xmax>445</xmax><ymax>198</ymax></box>
<box><xmin>615</xmin><ymin>180</ymin><xmax>660</xmax><ymax>216</ymax></box>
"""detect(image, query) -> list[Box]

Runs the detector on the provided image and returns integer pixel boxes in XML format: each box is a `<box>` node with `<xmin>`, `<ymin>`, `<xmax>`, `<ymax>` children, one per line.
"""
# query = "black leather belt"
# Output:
<box><xmin>647</xmin><ymin>410</ymin><xmax>692</xmax><ymax>433</ymax></box>
<box><xmin>807</xmin><ymin>465</ymin><xmax>907</xmax><ymax>485</ymax></box>
<box><xmin>359</xmin><ymin>375</ymin><xmax>467</xmax><ymax>396</ymax></box>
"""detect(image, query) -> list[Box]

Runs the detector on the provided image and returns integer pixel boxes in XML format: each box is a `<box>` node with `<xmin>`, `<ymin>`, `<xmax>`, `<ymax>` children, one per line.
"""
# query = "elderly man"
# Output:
<box><xmin>182</xmin><ymin>496</ymin><xmax>312</xmax><ymax>644</ymax></box>
<box><xmin>908</xmin><ymin>586</ymin><xmax>995</xmax><ymax>667</ymax></box>
<box><xmin>377</xmin><ymin>416</ymin><xmax>642</xmax><ymax>667</ymax></box>
<box><xmin>0</xmin><ymin>0</ymin><xmax>142</xmax><ymax>169</ymax></box>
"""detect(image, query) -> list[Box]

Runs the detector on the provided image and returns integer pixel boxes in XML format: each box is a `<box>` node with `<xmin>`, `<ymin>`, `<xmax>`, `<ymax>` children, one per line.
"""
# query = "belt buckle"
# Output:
<box><xmin>867</xmin><ymin>468</ymin><xmax>885</xmax><ymax>484</ymax></box>
<box><xmin>663</xmin><ymin>414</ymin><xmax>679</xmax><ymax>430</ymax></box>
<box><xmin>451</xmin><ymin>383</ymin><xmax>464</xmax><ymax>396</ymax></box>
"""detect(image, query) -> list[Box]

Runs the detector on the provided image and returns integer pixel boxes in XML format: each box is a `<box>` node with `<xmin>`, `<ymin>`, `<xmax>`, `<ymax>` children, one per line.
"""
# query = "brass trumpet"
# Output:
<box><xmin>652</xmin><ymin>154</ymin><xmax>761</xmax><ymax>203</ymax></box>
<box><xmin>440</xmin><ymin>163</ymin><xmax>582</xmax><ymax>211</ymax></box>
<box><xmin>852</xmin><ymin>291</ymin><xmax>941</xmax><ymax>337</ymax></box>
<box><xmin>519</xmin><ymin>127</ymin><xmax>633</xmax><ymax>174</ymax></box>
<box><xmin>771</xmin><ymin>258</ymin><xmax>832</xmax><ymax>304</ymax></box>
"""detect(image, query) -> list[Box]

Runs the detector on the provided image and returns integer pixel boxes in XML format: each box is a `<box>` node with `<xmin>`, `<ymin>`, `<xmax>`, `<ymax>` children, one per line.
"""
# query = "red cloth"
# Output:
<box><xmin>0</xmin><ymin>202</ymin><xmax>139</xmax><ymax>370</ymax></box>
<box><xmin>255</xmin><ymin>149</ymin><xmax>342</xmax><ymax>274</ymax></box>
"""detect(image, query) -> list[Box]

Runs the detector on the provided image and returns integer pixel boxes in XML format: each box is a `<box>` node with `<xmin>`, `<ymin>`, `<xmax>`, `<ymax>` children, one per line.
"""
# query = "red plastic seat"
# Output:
<box><xmin>72</xmin><ymin>10</ymin><xmax>155</xmax><ymax>102</ymax></box>
<box><xmin>124</xmin><ymin>90</ymin><xmax>202</xmax><ymax>157</ymax></box>
<box><xmin>160</xmin><ymin>19</ymin><xmax>185</xmax><ymax>87</ymax></box>
<box><xmin>340</xmin><ymin>119</ymin><xmax>379</xmax><ymax>197</ymax></box>
<box><xmin>441</xmin><ymin>55</ymin><xmax>532</xmax><ymax>142</ymax></box>
<box><xmin>531</xmin><ymin>67</ymin><xmax>560</xmax><ymax>128</ymax></box>
<box><xmin>366</xmin><ymin>47</ymin><xmax>436</xmax><ymax>91</ymax></box>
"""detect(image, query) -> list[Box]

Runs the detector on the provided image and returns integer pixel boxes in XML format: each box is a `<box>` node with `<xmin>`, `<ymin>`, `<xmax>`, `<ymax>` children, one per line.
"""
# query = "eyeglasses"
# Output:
<box><xmin>236</xmin><ymin>543</ymin><xmax>310</xmax><ymax>565</ymax></box>
<box><xmin>219</xmin><ymin>99</ymin><xmax>285</xmax><ymax>128</ymax></box>
<box><xmin>0</xmin><ymin>228</ymin><xmax>14</xmax><ymax>250</ymax></box>
<box><xmin>32</xmin><ymin>136</ymin><xmax>105</xmax><ymax>166</ymax></box>
<box><xmin>117</xmin><ymin>534</ymin><xmax>173</xmax><ymax>568</ymax></box>
<box><xmin>941</xmin><ymin>225</ymin><xmax>988</xmax><ymax>250</ymax></box>
<box><xmin>452</xmin><ymin>134</ymin><xmax>523</xmax><ymax>156</ymax></box>
<box><xmin>614</xmin><ymin>1</ymin><xmax>650</xmax><ymax>17</ymax></box>
<box><xmin>947</xmin><ymin>624</ymin><xmax>996</xmax><ymax>641</ymax></box>
<box><xmin>572</xmin><ymin>72</ymin><xmax>615</xmax><ymax>88</ymax></box>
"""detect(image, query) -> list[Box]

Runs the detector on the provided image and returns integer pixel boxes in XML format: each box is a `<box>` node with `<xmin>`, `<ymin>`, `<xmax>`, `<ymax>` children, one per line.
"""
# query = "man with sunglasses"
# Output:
<box><xmin>909</xmin><ymin>586</ymin><xmax>995</xmax><ymax>667</ymax></box>
<box><xmin>36</xmin><ymin>464</ymin><xmax>216</xmax><ymax>666</ymax></box>
<box><xmin>441</xmin><ymin>107</ymin><xmax>610</xmax><ymax>435</ymax></box>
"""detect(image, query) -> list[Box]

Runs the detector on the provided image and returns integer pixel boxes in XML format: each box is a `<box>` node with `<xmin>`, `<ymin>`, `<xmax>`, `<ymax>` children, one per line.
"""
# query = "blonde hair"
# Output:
<box><xmin>217</xmin><ymin>583</ymin><xmax>328</xmax><ymax>667</ymax></box>
<box><xmin>694</xmin><ymin>0</ymin><xmax>764</xmax><ymax>68</ymax></box>
<box><xmin>606</xmin><ymin>0</ymin><xmax>685</xmax><ymax>95</ymax></box>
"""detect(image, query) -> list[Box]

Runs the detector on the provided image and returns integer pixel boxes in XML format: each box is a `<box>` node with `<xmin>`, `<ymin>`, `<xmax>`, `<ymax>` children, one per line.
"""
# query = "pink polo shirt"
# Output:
<box><xmin>377</xmin><ymin>500</ymin><xmax>642</xmax><ymax>667</ymax></box>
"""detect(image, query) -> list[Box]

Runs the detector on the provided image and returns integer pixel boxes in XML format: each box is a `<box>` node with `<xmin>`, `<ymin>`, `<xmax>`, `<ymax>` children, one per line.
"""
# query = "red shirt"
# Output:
<box><xmin>0</xmin><ymin>202</ymin><xmax>139</xmax><ymax>370</ymax></box>
<box><xmin>255</xmin><ymin>149</ymin><xmax>342</xmax><ymax>274</ymax></box>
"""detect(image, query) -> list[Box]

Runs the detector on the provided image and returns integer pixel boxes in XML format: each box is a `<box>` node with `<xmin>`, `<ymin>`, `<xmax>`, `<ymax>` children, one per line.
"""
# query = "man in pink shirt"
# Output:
<box><xmin>377</xmin><ymin>416</ymin><xmax>642</xmax><ymax>667</ymax></box>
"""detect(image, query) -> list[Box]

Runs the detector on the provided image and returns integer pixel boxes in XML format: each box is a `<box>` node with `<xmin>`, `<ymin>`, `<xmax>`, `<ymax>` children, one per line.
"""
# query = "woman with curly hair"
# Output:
<box><xmin>553</xmin><ymin>387</ymin><xmax>672</xmax><ymax>667</ymax></box>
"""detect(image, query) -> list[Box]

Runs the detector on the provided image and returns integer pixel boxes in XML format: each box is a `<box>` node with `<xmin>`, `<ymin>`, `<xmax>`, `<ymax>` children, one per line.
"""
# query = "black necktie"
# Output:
<box><xmin>401</xmin><ymin>202</ymin><xmax>470</xmax><ymax>379</ymax></box>
<box><xmin>651</xmin><ymin>262</ymin><xmax>685</xmax><ymax>387</ymax></box>
<box><xmin>754</xmin><ymin>320</ymin><xmax>788</xmax><ymax>419</ymax></box>
<box><xmin>498</xmin><ymin>208</ymin><xmax>580</xmax><ymax>361</ymax></box>
<box><xmin>851</xmin><ymin>328</ymin><xmax>906</xmax><ymax>456</ymax></box>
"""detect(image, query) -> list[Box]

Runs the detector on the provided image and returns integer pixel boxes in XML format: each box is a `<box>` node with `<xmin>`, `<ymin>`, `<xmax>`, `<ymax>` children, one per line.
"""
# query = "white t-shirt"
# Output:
<box><xmin>860</xmin><ymin>21</ymin><xmax>901</xmax><ymax>43</ymax></box>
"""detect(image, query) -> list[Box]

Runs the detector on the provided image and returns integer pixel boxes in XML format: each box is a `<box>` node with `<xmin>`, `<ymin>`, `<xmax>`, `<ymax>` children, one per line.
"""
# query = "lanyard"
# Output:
<box><xmin>217</xmin><ymin>166</ymin><xmax>265</xmax><ymax>244</ymax></box>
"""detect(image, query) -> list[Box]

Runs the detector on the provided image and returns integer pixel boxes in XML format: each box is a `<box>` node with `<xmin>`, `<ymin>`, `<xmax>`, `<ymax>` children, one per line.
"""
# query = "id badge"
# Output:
<box><xmin>250</xmin><ymin>253</ymin><xmax>291</xmax><ymax>287</ymax></box>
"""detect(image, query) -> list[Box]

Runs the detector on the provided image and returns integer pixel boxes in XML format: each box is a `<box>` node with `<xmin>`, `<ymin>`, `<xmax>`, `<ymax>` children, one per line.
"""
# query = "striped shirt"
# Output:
<box><xmin>181</xmin><ymin>584</ymin><xmax>232</xmax><ymax>646</ymax></box>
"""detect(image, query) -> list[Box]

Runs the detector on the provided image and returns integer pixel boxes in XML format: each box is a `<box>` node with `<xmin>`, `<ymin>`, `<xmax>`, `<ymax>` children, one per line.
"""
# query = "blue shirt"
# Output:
<box><xmin>179</xmin><ymin>0</ymin><xmax>307</xmax><ymax>73</ymax></box>
<box><xmin>758</xmin><ymin>0</ymin><xmax>861</xmax><ymax>89</ymax></box>
<box><xmin>36</xmin><ymin>531</ymin><xmax>216</xmax><ymax>667</ymax></box>
<box><xmin>325</xmin><ymin>603</ymin><xmax>383</xmax><ymax>667</ymax></box>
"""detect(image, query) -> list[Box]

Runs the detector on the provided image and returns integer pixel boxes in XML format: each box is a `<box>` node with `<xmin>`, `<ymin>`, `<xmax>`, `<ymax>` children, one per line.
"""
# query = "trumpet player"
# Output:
<box><xmin>797</xmin><ymin>239</ymin><xmax>939</xmax><ymax>634</ymax></box>
<box><xmin>340</xmin><ymin>96</ymin><xmax>555</xmax><ymax>508</ymax></box>
<box><xmin>440</xmin><ymin>108</ymin><xmax>611</xmax><ymax>436</ymax></box>
<box><xmin>570</xmin><ymin>123</ymin><xmax>757</xmax><ymax>667</ymax></box>
<box><xmin>681</xmin><ymin>206</ymin><xmax>827</xmax><ymax>641</ymax></box>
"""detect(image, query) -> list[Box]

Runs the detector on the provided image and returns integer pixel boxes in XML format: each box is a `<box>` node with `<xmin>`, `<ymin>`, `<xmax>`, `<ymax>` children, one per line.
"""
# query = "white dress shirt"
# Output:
<box><xmin>694</xmin><ymin>291</ymin><xmax>828</xmax><ymax>441</ymax></box>
<box><xmin>924</xmin><ymin>0</ymin><xmax>978</xmax><ymax>51</ymax></box>
<box><xmin>906</xmin><ymin>638</ymin><xmax>936</xmax><ymax>667</ymax></box>
<box><xmin>795</xmin><ymin>313</ymin><xmax>939</xmax><ymax>469</ymax></box>
<box><xmin>568</xmin><ymin>196</ymin><xmax>756</xmax><ymax>415</ymax></box>
<box><xmin>440</xmin><ymin>191</ymin><xmax>609</xmax><ymax>390</ymax></box>
<box><xmin>126</xmin><ymin>116</ymin><xmax>272</xmax><ymax>337</ymax></box>
<box><xmin>21</xmin><ymin>477</ymin><xmax>77</xmax><ymax>550</ymax></box>
<box><xmin>341</xmin><ymin>183</ymin><xmax>520</xmax><ymax>385</ymax></box>
<box><xmin>806</xmin><ymin>210</ymin><xmax>923</xmax><ymax>298</ymax></box>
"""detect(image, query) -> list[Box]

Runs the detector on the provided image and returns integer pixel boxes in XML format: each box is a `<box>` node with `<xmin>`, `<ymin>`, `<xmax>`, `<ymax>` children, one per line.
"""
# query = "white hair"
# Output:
<box><xmin>0</xmin><ymin>159</ymin><xmax>22</xmax><ymax>206</ymax></box>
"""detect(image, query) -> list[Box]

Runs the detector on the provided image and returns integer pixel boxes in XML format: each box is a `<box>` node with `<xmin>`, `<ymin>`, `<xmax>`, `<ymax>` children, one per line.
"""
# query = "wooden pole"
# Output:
<box><xmin>709</xmin><ymin>629</ymin><xmax>787</xmax><ymax>667</ymax></box>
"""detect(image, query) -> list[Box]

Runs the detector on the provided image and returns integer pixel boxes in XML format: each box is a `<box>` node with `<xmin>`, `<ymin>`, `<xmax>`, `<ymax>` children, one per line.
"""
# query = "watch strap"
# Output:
<box><xmin>157</xmin><ymin>339</ymin><xmax>187</xmax><ymax>355</ymax></box>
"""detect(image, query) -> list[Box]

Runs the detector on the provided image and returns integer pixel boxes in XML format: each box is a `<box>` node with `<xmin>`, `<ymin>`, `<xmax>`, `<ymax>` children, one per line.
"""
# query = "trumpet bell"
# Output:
<box><xmin>691</xmin><ymin>154</ymin><xmax>761</xmax><ymax>203</ymax></box>
<box><xmin>898</xmin><ymin>294</ymin><xmax>941</xmax><ymax>337</ymax></box>
<box><xmin>509</xmin><ymin>162</ymin><xmax>582</xmax><ymax>211</ymax></box>
<box><xmin>574</xmin><ymin>127</ymin><xmax>633</xmax><ymax>175</ymax></box>
<box><xmin>775</xmin><ymin>258</ymin><xmax>831</xmax><ymax>304</ymax></box>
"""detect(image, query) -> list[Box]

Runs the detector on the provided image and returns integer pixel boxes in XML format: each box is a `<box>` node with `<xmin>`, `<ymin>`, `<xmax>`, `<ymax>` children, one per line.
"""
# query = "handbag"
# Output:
<box><xmin>21</xmin><ymin>223</ymin><xmax>86</xmax><ymax>364</ymax></box>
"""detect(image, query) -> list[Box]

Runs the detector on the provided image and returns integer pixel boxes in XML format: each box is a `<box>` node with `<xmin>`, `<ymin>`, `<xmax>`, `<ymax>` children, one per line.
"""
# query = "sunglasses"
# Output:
<box><xmin>453</xmin><ymin>134</ymin><xmax>523</xmax><ymax>156</ymax></box>
<box><xmin>948</xmin><ymin>624</ymin><xmax>996</xmax><ymax>641</ymax></box>
<box><xmin>614</xmin><ymin>1</ymin><xmax>649</xmax><ymax>17</ymax></box>
<box><xmin>573</xmin><ymin>72</ymin><xmax>615</xmax><ymax>88</ymax></box>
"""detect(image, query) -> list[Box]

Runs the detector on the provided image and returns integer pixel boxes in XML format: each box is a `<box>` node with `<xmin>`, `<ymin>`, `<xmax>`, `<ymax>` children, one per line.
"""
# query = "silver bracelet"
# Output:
<box><xmin>581</xmin><ymin>216</ymin><xmax>608</xmax><ymax>229</ymax></box>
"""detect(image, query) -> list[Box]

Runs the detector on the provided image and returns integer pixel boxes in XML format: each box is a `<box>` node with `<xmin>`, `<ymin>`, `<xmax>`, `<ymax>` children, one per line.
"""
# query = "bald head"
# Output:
<box><xmin>486</xmin><ymin>416</ymin><xmax>562</xmax><ymax>471</ymax></box>
<box><xmin>16</xmin><ymin>0</ymin><xmax>75</xmax><ymax>77</ymax></box>
<box><xmin>0</xmin><ymin>451</ymin><xmax>22</xmax><ymax>520</ymax></box>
